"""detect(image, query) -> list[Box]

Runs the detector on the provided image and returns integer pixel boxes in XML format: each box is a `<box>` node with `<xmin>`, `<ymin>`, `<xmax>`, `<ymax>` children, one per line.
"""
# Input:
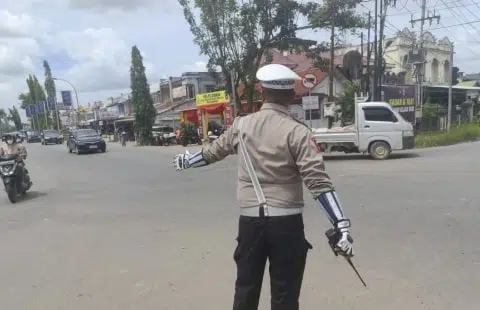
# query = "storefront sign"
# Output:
<box><xmin>382</xmin><ymin>85</ymin><xmax>416</xmax><ymax>124</ymax></box>
<box><xmin>172</xmin><ymin>85</ymin><xmax>187</xmax><ymax>99</ymax></box>
<box><xmin>98</xmin><ymin>111</ymin><xmax>119</xmax><ymax>120</ymax></box>
<box><xmin>196</xmin><ymin>90</ymin><xmax>228</xmax><ymax>107</ymax></box>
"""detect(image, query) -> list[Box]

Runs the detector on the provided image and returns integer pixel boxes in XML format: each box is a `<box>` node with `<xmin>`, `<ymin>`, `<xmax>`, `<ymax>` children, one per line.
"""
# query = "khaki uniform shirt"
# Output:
<box><xmin>202</xmin><ymin>102</ymin><xmax>334</xmax><ymax>209</ymax></box>
<box><xmin>0</xmin><ymin>142</ymin><xmax>27</xmax><ymax>160</ymax></box>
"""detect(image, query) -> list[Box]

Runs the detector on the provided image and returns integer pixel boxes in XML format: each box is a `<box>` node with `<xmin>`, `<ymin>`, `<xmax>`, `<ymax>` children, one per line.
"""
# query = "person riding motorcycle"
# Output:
<box><xmin>0</xmin><ymin>133</ymin><xmax>31</xmax><ymax>187</ymax></box>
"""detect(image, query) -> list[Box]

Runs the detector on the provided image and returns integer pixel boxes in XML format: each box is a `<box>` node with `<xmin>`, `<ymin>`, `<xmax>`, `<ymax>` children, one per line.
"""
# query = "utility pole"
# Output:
<box><xmin>373</xmin><ymin>0</ymin><xmax>378</xmax><ymax>101</ymax></box>
<box><xmin>327</xmin><ymin>0</ymin><xmax>336</xmax><ymax>129</ymax></box>
<box><xmin>410</xmin><ymin>2</ymin><xmax>440</xmax><ymax>122</ymax></box>
<box><xmin>447</xmin><ymin>43</ymin><xmax>454</xmax><ymax>133</ymax></box>
<box><xmin>366</xmin><ymin>11</ymin><xmax>372</xmax><ymax>96</ymax></box>
<box><xmin>360</xmin><ymin>32</ymin><xmax>364</xmax><ymax>91</ymax></box>
<box><xmin>328</xmin><ymin>0</ymin><xmax>335</xmax><ymax>103</ymax></box>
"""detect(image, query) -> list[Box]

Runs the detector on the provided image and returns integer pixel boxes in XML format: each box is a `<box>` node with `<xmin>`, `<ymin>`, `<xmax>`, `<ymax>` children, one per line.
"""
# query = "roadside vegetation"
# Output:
<box><xmin>415</xmin><ymin>123</ymin><xmax>480</xmax><ymax>148</ymax></box>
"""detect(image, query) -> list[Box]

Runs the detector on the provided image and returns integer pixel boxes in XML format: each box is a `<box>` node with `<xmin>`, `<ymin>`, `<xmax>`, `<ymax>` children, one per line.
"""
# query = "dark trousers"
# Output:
<box><xmin>233</xmin><ymin>214</ymin><xmax>312</xmax><ymax>310</ymax></box>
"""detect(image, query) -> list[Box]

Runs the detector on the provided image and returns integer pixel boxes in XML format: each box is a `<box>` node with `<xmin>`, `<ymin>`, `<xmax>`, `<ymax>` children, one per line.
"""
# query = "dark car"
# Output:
<box><xmin>67</xmin><ymin>129</ymin><xmax>106</xmax><ymax>154</ymax></box>
<box><xmin>25</xmin><ymin>131</ymin><xmax>41</xmax><ymax>143</ymax></box>
<box><xmin>41</xmin><ymin>130</ymin><xmax>63</xmax><ymax>145</ymax></box>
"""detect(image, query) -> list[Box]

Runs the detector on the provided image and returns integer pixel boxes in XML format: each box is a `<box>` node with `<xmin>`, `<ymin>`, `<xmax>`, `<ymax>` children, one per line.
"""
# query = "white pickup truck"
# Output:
<box><xmin>312</xmin><ymin>101</ymin><xmax>415</xmax><ymax>160</ymax></box>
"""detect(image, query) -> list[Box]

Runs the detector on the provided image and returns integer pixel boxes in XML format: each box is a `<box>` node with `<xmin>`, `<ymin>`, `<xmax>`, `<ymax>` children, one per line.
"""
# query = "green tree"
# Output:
<box><xmin>130</xmin><ymin>45</ymin><xmax>156</xmax><ymax>145</ymax></box>
<box><xmin>305</xmin><ymin>0</ymin><xmax>368</xmax><ymax>70</ymax></box>
<box><xmin>336</xmin><ymin>81</ymin><xmax>361</xmax><ymax>126</ymax></box>
<box><xmin>179</xmin><ymin>0</ymin><xmax>317</xmax><ymax>111</ymax></box>
<box><xmin>8</xmin><ymin>106</ymin><xmax>23</xmax><ymax>130</ymax></box>
<box><xmin>43</xmin><ymin>60</ymin><xmax>60</xmax><ymax>130</ymax></box>
<box><xmin>0</xmin><ymin>109</ymin><xmax>8</xmax><ymax>134</ymax></box>
<box><xmin>24</xmin><ymin>74</ymin><xmax>49</xmax><ymax>131</ymax></box>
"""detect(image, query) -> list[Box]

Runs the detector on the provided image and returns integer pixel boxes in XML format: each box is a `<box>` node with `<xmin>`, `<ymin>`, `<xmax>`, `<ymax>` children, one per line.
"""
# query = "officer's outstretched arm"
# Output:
<box><xmin>290</xmin><ymin>126</ymin><xmax>351</xmax><ymax>230</ymax></box>
<box><xmin>173</xmin><ymin>126</ymin><xmax>237</xmax><ymax>171</ymax></box>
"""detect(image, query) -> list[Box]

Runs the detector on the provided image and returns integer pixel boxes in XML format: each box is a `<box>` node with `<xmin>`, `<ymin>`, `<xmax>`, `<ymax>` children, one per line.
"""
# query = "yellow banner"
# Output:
<box><xmin>196</xmin><ymin>90</ymin><xmax>228</xmax><ymax>107</ymax></box>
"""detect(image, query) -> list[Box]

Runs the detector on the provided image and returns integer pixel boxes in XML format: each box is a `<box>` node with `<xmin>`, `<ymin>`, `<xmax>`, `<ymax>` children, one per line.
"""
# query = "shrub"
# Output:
<box><xmin>415</xmin><ymin>123</ymin><xmax>480</xmax><ymax>148</ymax></box>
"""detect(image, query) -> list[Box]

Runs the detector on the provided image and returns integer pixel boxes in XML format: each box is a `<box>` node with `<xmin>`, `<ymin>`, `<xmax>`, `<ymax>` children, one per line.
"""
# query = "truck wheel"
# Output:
<box><xmin>369</xmin><ymin>141</ymin><xmax>391</xmax><ymax>160</ymax></box>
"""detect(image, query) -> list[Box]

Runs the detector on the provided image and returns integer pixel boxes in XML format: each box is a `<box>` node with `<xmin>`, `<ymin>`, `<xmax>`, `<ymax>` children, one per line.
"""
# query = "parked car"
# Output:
<box><xmin>152</xmin><ymin>125</ymin><xmax>176</xmax><ymax>146</ymax></box>
<box><xmin>67</xmin><ymin>128</ymin><xmax>106</xmax><ymax>154</ymax></box>
<box><xmin>41</xmin><ymin>130</ymin><xmax>63</xmax><ymax>145</ymax></box>
<box><xmin>25</xmin><ymin>131</ymin><xmax>41</xmax><ymax>143</ymax></box>
<box><xmin>17</xmin><ymin>131</ymin><xmax>28</xmax><ymax>142</ymax></box>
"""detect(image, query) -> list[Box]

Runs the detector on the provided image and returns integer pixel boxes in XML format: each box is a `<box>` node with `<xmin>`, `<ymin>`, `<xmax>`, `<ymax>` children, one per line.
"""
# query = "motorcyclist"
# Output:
<box><xmin>0</xmin><ymin>133</ymin><xmax>31</xmax><ymax>188</ymax></box>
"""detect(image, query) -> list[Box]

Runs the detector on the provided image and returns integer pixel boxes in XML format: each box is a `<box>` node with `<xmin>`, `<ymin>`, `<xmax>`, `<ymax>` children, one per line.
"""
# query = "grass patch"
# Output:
<box><xmin>415</xmin><ymin>123</ymin><xmax>480</xmax><ymax>148</ymax></box>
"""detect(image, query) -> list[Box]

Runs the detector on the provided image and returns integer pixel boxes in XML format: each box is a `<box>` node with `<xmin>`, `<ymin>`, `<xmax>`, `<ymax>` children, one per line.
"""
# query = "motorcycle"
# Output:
<box><xmin>162</xmin><ymin>132</ymin><xmax>177</xmax><ymax>146</ymax></box>
<box><xmin>0</xmin><ymin>154</ymin><xmax>32</xmax><ymax>203</ymax></box>
<box><xmin>180</xmin><ymin>132</ymin><xmax>203</xmax><ymax>147</ymax></box>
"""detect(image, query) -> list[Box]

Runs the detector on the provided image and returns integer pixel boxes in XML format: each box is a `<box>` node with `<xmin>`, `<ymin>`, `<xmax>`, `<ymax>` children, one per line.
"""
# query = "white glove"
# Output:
<box><xmin>326</xmin><ymin>227</ymin><xmax>354</xmax><ymax>257</ymax></box>
<box><xmin>173</xmin><ymin>150</ymin><xmax>191</xmax><ymax>171</ymax></box>
<box><xmin>335</xmin><ymin>231</ymin><xmax>354</xmax><ymax>257</ymax></box>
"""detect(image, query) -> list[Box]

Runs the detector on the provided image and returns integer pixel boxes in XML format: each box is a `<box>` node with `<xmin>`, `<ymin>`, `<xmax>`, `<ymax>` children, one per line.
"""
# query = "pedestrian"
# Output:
<box><xmin>173</xmin><ymin>63</ymin><xmax>354</xmax><ymax>310</ymax></box>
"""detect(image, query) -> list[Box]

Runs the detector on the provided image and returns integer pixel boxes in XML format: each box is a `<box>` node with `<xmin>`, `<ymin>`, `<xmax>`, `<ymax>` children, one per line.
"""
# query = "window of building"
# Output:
<box><xmin>363</xmin><ymin>107</ymin><xmax>397</xmax><ymax>122</ymax></box>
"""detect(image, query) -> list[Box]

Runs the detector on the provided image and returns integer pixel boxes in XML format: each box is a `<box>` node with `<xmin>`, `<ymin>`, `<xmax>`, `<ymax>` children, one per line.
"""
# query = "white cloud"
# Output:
<box><xmin>49</xmin><ymin>27</ymin><xmax>158</xmax><ymax>93</ymax></box>
<box><xmin>67</xmin><ymin>0</ymin><xmax>179</xmax><ymax>11</ymax></box>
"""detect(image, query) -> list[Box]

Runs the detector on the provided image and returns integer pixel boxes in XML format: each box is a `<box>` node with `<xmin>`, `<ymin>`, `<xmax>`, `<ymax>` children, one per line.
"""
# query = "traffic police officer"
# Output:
<box><xmin>173</xmin><ymin>64</ymin><xmax>354</xmax><ymax>310</ymax></box>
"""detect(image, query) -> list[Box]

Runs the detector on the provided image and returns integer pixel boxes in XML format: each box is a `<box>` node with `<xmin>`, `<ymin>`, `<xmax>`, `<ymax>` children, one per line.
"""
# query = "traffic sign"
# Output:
<box><xmin>302</xmin><ymin>73</ymin><xmax>317</xmax><ymax>89</ymax></box>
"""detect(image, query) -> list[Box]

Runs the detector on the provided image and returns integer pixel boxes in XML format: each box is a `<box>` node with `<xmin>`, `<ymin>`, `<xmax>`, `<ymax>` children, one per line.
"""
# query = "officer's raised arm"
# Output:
<box><xmin>290</xmin><ymin>125</ymin><xmax>354</xmax><ymax>257</ymax></box>
<box><xmin>173</xmin><ymin>123</ymin><xmax>238</xmax><ymax>171</ymax></box>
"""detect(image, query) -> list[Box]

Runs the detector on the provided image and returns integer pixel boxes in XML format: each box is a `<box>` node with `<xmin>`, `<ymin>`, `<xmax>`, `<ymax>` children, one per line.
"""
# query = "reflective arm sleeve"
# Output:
<box><xmin>186</xmin><ymin>150</ymin><xmax>209</xmax><ymax>168</ymax></box>
<box><xmin>316</xmin><ymin>190</ymin><xmax>350</xmax><ymax>231</ymax></box>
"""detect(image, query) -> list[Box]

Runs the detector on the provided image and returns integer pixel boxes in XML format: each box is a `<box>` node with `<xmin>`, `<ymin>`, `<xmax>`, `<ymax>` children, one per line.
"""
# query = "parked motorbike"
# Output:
<box><xmin>180</xmin><ymin>132</ymin><xmax>203</xmax><ymax>147</ymax></box>
<box><xmin>0</xmin><ymin>154</ymin><xmax>32</xmax><ymax>203</ymax></box>
<box><xmin>163</xmin><ymin>133</ymin><xmax>177</xmax><ymax>146</ymax></box>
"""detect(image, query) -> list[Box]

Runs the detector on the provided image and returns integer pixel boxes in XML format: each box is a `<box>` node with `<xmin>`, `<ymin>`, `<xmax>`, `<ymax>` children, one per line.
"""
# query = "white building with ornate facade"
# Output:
<box><xmin>383</xmin><ymin>28</ymin><xmax>453</xmax><ymax>85</ymax></box>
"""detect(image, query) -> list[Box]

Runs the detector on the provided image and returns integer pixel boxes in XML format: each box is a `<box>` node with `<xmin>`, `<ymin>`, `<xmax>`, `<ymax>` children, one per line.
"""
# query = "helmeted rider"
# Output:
<box><xmin>0</xmin><ymin>133</ymin><xmax>31</xmax><ymax>187</ymax></box>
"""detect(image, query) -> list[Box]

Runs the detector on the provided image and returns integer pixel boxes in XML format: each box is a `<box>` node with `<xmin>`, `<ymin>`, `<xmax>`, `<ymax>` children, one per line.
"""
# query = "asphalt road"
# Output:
<box><xmin>0</xmin><ymin>141</ymin><xmax>478</xmax><ymax>310</ymax></box>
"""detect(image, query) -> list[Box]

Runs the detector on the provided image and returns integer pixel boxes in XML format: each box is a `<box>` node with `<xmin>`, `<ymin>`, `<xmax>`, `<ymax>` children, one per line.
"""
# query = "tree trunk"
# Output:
<box><xmin>245</xmin><ymin>83</ymin><xmax>255</xmax><ymax>113</ymax></box>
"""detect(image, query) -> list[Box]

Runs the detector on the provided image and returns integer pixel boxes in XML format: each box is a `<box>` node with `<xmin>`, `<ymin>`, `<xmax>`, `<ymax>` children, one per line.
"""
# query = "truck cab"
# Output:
<box><xmin>313</xmin><ymin>100</ymin><xmax>415</xmax><ymax>160</ymax></box>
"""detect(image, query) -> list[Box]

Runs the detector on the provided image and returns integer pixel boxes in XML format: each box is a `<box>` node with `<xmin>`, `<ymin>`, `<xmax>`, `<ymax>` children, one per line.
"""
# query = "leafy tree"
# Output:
<box><xmin>23</xmin><ymin>74</ymin><xmax>49</xmax><ymax>131</ymax></box>
<box><xmin>0</xmin><ymin>109</ymin><xmax>7</xmax><ymax>134</ymax></box>
<box><xmin>130</xmin><ymin>45</ymin><xmax>156</xmax><ymax>145</ymax></box>
<box><xmin>8</xmin><ymin>106</ymin><xmax>22</xmax><ymax>130</ymax></box>
<box><xmin>179</xmin><ymin>0</ymin><xmax>317</xmax><ymax>111</ymax></box>
<box><xmin>43</xmin><ymin>60</ymin><xmax>60</xmax><ymax>130</ymax></box>
<box><xmin>336</xmin><ymin>81</ymin><xmax>361</xmax><ymax>126</ymax></box>
<box><xmin>305</xmin><ymin>0</ymin><xmax>368</xmax><ymax>70</ymax></box>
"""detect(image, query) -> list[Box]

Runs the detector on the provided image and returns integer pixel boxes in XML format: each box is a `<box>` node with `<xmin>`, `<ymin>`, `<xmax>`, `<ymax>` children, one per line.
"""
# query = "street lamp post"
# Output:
<box><xmin>53</xmin><ymin>77</ymin><xmax>80</xmax><ymax>128</ymax></box>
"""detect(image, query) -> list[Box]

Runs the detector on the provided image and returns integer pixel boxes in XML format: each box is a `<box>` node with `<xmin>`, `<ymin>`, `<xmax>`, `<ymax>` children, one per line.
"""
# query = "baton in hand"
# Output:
<box><xmin>325</xmin><ymin>228</ymin><xmax>367</xmax><ymax>287</ymax></box>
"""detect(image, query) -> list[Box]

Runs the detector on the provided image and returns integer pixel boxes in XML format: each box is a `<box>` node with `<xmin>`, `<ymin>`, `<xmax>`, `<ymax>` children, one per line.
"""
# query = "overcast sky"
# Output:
<box><xmin>1</xmin><ymin>0</ymin><xmax>479</xmax><ymax>117</ymax></box>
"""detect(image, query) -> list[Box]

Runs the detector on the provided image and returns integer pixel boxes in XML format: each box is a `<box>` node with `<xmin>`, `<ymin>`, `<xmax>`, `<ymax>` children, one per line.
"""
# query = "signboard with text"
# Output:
<box><xmin>382</xmin><ymin>85</ymin><xmax>416</xmax><ymax>124</ymax></box>
<box><xmin>196</xmin><ymin>90</ymin><xmax>228</xmax><ymax>107</ymax></box>
<box><xmin>61</xmin><ymin>90</ymin><xmax>72</xmax><ymax>106</ymax></box>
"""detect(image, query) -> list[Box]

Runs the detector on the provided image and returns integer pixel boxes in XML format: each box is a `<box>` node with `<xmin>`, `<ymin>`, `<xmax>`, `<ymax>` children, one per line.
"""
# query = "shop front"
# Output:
<box><xmin>195</xmin><ymin>90</ymin><xmax>230</xmax><ymax>139</ymax></box>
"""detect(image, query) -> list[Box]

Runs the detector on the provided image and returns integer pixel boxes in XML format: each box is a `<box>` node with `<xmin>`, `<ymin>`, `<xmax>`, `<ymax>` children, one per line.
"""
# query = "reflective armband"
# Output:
<box><xmin>316</xmin><ymin>191</ymin><xmax>350</xmax><ymax>231</ymax></box>
<box><xmin>186</xmin><ymin>150</ymin><xmax>209</xmax><ymax>168</ymax></box>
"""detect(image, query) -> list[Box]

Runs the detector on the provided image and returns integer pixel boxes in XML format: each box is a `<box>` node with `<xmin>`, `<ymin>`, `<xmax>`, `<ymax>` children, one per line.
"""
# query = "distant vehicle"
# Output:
<box><xmin>312</xmin><ymin>97</ymin><xmax>414</xmax><ymax>160</ymax></box>
<box><xmin>41</xmin><ymin>130</ymin><xmax>63</xmax><ymax>145</ymax></box>
<box><xmin>67</xmin><ymin>129</ymin><xmax>106</xmax><ymax>154</ymax></box>
<box><xmin>152</xmin><ymin>125</ymin><xmax>176</xmax><ymax>146</ymax></box>
<box><xmin>25</xmin><ymin>131</ymin><xmax>41</xmax><ymax>143</ymax></box>
<box><xmin>16</xmin><ymin>131</ymin><xmax>28</xmax><ymax>142</ymax></box>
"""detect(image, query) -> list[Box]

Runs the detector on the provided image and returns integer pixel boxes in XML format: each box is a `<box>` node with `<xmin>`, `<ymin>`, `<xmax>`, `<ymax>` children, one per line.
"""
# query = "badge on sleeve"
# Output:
<box><xmin>311</xmin><ymin>137</ymin><xmax>322</xmax><ymax>152</ymax></box>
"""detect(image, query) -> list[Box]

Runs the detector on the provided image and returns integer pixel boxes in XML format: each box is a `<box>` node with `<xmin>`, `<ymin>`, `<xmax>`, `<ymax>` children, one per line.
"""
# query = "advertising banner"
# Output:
<box><xmin>196</xmin><ymin>90</ymin><xmax>228</xmax><ymax>107</ymax></box>
<box><xmin>37</xmin><ymin>101</ymin><xmax>46</xmax><ymax>114</ymax></box>
<box><xmin>25</xmin><ymin>105</ymin><xmax>31</xmax><ymax>117</ymax></box>
<box><xmin>47</xmin><ymin>96</ymin><xmax>56</xmax><ymax>110</ymax></box>
<box><xmin>61</xmin><ymin>90</ymin><xmax>72</xmax><ymax>106</ymax></box>
<box><xmin>382</xmin><ymin>85</ymin><xmax>416</xmax><ymax>124</ymax></box>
